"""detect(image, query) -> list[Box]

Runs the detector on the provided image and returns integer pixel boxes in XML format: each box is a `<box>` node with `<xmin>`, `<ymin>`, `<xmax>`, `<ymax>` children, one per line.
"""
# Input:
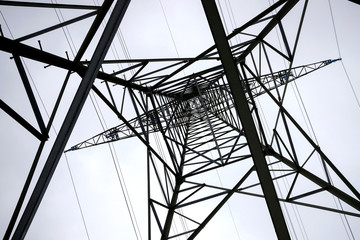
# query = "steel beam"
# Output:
<box><xmin>0</xmin><ymin>1</ymin><xmax>100</xmax><ymax>9</ymax></box>
<box><xmin>349</xmin><ymin>0</ymin><xmax>360</xmax><ymax>5</ymax></box>
<box><xmin>201</xmin><ymin>0</ymin><xmax>291</xmax><ymax>239</ymax></box>
<box><xmin>11</xmin><ymin>1</ymin><xmax>130</xmax><ymax>239</ymax></box>
<box><xmin>16</xmin><ymin>10</ymin><xmax>99</xmax><ymax>42</ymax></box>
<box><xmin>267</xmin><ymin>148</ymin><xmax>360</xmax><ymax>211</ymax></box>
<box><xmin>13</xmin><ymin>55</ymin><xmax>47</xmax><ymax>138</ymax></box>
<box><xmin>0</xmin><ymin>36</ymin><xmax>155</xmax><ymax>93</ymax></box>
<box><xmin>188</xmin><ymin>166</ymin><xmax>254</xmax><ymax>240</ymax></box>
<box><xmin>0</xmin><ymin>99</ymin><xmax>44</xmax><ymax>141</ymax></box>
<box><xmin>243</xmin><ymin>63</ymin><xmax>360</xmax><ymax>201</ymax></box>
<box><xmin>159</xmin><ymin>112</ymin><xmax>189</xmax><ymax>240</ymax></box>
<box><xmin>91</xmin><ymin>86</ymin><xmax>176</xmax><ymax>175</ymax></box>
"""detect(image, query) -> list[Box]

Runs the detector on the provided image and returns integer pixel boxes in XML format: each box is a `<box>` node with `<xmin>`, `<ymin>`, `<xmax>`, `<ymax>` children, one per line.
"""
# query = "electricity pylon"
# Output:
<box><xmin>1</xmin><ymin>0</ymin><xmax>359</xmax><ymax>239</ymax></box>
<box><xmin>66</xmin><ymin>58</ymin><xmax>341</xmax><ymax>152</ymax></box>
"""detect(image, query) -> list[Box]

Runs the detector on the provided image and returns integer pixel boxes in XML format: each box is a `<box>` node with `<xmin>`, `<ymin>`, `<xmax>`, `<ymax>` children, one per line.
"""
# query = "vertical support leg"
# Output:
<box><xmin>200</xmin><ymin>0</ymin><xmax>291</xmax><ymax>239</ymax></box>
<box><xmin>161</xmin><ymin>182</ymin><xmax>181</xmax><ymax>240</ymax></box>
<box><xmin>11</xmin><ymin>1</ymin><xmax>130</xmax><ymax>239</ymax></box>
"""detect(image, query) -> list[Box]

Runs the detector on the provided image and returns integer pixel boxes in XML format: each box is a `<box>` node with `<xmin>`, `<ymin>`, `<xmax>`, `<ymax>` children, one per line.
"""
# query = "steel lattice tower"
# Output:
<box><xmin>1</xmin><ymin>0</ymin><xmax>359</xmax><ymax>239</ymax></box>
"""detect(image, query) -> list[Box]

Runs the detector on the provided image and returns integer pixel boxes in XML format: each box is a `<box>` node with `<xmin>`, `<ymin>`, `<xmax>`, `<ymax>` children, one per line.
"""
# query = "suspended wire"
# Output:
<box><xmin>0</xmin><ymin>10</ymin><xmax>92</xmax><ymax>239</ymax></box>
<box><xmin>328</xmin><ymin>0</ymin><xmax>360</xmax><ymax>111</ymax></box>
<box><xmin>334</xmin><ymin>196</ymin><xmax>355</xmax><ymax>240</ymax></box>
<box><xmin>2</xmin><ymin>4</ymin><xmax>135</xmax><ymax>237</ymax></box>
<box><xmin>201</xmin><ymin>127</ymin><xmax>241</xmax><ymax>240</ymax></box>
<box><xmin>64</xmin><ymin>152</ymin><xmax>92</xmax><ymax>240</ymax></box>
<box><xmin>34</xmin><ymin>31</ymin><xmax>92</xmax><ymax>240</ymax></box>
<box><xmin>99</xmin><ymin>0</ymin><xmax>126</xmax><ymax>74</ymax></box>
<box><xmin>91</xmin><ymin>0</ymin><xmax>187</xmax><ymax>235</ymax></box>
<box><xmin>155</xmin><ymin>2</ymin><xmax>195</xmax><ymax>236</ymax></box>
<box><xmin>258</xmin><ymin>1</ymin><xmax>311</xmax><ymax>239</ymax></box>
<box><xmin>91</xmin><ymin>92</ymin><xmax>143</xmax><ymax>239</ymax></box>
<box><xmin>257</xmin><ymin>96</ymin><xmax>300</xmax><ymax>240</ymax></box>
<box><xmin>152</xmin><ymin>130</ymin><xmax>184</xmax><ymax>237</ymax></box>
<box><xmin>109</xmin><ymin>142</ymin><xmax>142</xmax><ymax>240</ymax></box>
<box><xmin>215</xmin><ymin>170</ymin><xmax>242</xmax><ymax>240</ymax></box>
<box><xmin>262</xmin><ymin>8</ymin><xmax>315</xmax><ymax>240</ymax></box>
<box><xmin>91</xmin><ymin>0</ymin><xmax>125</xmax><ymax>76</ymax></box>
<box><xmin>267</xmin><ymin>1</ymin><xmax>302</xmax><ymax>237</ymax></box>
<box><xmin>200</xmin><ymin>2</ymin><xmax>243</xmax><ymax>238</ymax></box>
<box><xmin>256</xmin><ymin>98</ymin><xmax>298</xmax><ymax>240</ymax></box>
<box><xmin>109</xmin><ymin>36</ymin><xmax>124</xmax><ymax>72</ymax></box>
<box><xmin>26</xmin><ymin>56</ymin><xmax>93</xmax><ymax>240</ymax></box>
<box><xmin>157</xmin><ymin>0</ymin><xmax>189</xmax><ymax>82</ymax></box>
<box><xmin>285</xmin><ymin>80</ymin><xmax>322</xmax><ymax>240</ymax></box>
<box><xmin>49</xmin><ymin>115</ymin><xmax>92</xmax><ymax>240</ymax></box>
<box><xmin>89</xmin><ymin>93</ymin><xmax>107</xmax><ymax>129</ymax></box>
<box><xmin>85</xmin><ymin>13</ymin><xmax>137</xmax><ymax>235</ymax></box>
<box><xmin>0</xmin><ymin>10</ymin><xmax>14</xmax><ymax>39</ymax></box>
<box><xmin>117</xmin><ymin>30</ymin><xmax>132</xmax><ymax>61</ymax></box>
<box><xmin>90</xmin><ymin>88</ymin><xmax>144</xmax><ymax>239</ymax></box>
<box><xmin>71</xmin><ymin>1</ymin><xmax>144</xmax><ymax>237</ymax></box>
<box><xmin>272</xmin><ymin>0</ymin><xmax>357</xmax><ymax>237</ymax></box>
<box><xmin>265</xmin><ymin>0</ymin><xmax>357</xmax><ymax>237</ymax></box>
<box><xmin>92</xmin><ymin>15</ymin><xmax>143</xmax><ymax>238</ymax></box>
<box><xmin>256</xmin><ymin>95</ymin><xmax>308</xmax><ymax>239</ymax></box>
<box><xmin>257</xmin><ymin>101</ymin><xmax>302</xmax><ymax>240</ymax></box>
<box><xmin>4</xmin><ymin>0</ymin><xmax>357</xmax><ymax>239</ymax></box>
<box><xmin>288</xmin><ymin>82</ymin><xmax>315</xmax><ymax>143</ymax></box>
<box><xmin>267</xmin><ymin>9</ymin><xmax>312</xmax><ymax>239</ymax></box>
<box><xmin>287</xmin><ymin>85</ymin><xmax>312</xmax><ymax>240</ymax></box>
<box><xmin>51</xmin><ymin>0</ymin><xmax>77</xmax><ymax>57</ymax></box>
<box><xmin>215</xmin><ymin>0</ymin><xmax>241</xmax><ymax>46</ymax></box>
<box><xmin>27</xmin><ymin>50</ymin><xmax>92</xmax><ymax>240</ymax></box>
<box><xmin>47</xmin><ymin>4</ymin><xmax>94</xmax><ymax>237</ymax></box>
<box><xmin>224</xmin><ymin>0</ymin><xmax>242</xmax><ymax>44</ymax></box>
<box><xmin>111</xmin><ymin>143</ymin><xmax>144</xmax><ymax>239</ymax></box>
<box><xmin>216</xmin><ymin>0</ymin><xmax>230</xmax><ymax>35</ymax></box>
<box><xmin>158</xmin><ymin>0</ymin><xmax>180</xmax><ymax>58</ymax></box>
<box><xmin>48</xmin><ymin>4</ymin><xmax>134</xmax><ymax>236</ymax></box>
<box><xmin>116</xmin><ymin>29</ymin><xmax>138</xmax><ymax>78</ymax></box>
<box><xmin>327</xmin><ymin>1</ymin><xmax>357</xmax><ymax>239</ymax></box>
<box><xmin>89</xmin><ymin>92</ymin><xmax>143</xmax><ymax>240</ymax></box>
<box><xmin>6</xmin><ymin>2</ymin><xmax>142</xmax><ymax>239</ymax></box>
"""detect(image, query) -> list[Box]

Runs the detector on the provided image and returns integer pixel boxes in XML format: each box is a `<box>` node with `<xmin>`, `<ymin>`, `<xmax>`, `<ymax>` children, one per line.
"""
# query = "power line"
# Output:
<box><xmin>158</xmin><ymin>0</ymin><xmax>180</xmax><ymax>58</ymax></box>
<box><xmin>328</xmin><ymin>0</ymin><xmax>360</xmax><ymax>111</ymax></box>
<box><xmin>0</xmin><ymin>9</ymin><xmax>92</xmax><ymax>239</ymax></box>
<box><xmin>64</xmin><ymin>153</ymin><xmax>92</xmax><ymax>240</ymax></box>
<box><xmin>327</xmin><ymin>1</ymin><xmax>357</xmax><ymax>238</ymax></box>
<box><xmin>263</xmin><ymin>1</ymin><xmax>309</xmax><ymax>239</ymax></box>
<box><xmin>90</xmin><ymin>88</ymin><xmax>143</xmax><ymax>240</ymax></box>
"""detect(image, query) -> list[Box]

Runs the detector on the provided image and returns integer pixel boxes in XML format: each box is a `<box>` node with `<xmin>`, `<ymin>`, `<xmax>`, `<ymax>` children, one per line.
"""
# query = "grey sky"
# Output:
<box><xmin>1</xmin><ymin>0</ymin><xmax>360</xmax><ymax>239</ymax></box>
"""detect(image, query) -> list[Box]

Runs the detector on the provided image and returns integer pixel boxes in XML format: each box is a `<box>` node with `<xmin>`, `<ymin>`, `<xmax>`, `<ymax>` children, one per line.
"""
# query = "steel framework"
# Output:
<box><xmin>1</xmin><ymin>0</ymin><xmax>359</xmax><ymax>239</ymax></box>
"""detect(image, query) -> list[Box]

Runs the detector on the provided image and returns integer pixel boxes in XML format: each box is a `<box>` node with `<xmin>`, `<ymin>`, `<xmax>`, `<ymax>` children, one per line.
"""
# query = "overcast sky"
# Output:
<box><xmin>1</xmin><ymin>0</ymin><xmax>360</xmax><ymax>239</ymax></box>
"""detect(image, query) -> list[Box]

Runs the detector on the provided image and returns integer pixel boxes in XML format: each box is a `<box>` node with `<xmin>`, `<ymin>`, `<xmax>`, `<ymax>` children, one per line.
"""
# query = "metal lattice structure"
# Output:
<box><xmin>1</xmin><ymin>0</ymin><xmax>359</xmax><ymax>239</ymax></box>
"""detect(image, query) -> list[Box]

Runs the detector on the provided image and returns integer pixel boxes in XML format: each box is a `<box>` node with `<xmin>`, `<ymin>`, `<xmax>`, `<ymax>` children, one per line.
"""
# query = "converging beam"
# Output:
<box><xmin>10</xmin><ymin>1</ymin><xmax>130</xmax><ymax>239</ymax></box>
<box><xmin>201</xmin><ymin>0</ymin><xmax>292</xmax><ymax>239</ymax></box>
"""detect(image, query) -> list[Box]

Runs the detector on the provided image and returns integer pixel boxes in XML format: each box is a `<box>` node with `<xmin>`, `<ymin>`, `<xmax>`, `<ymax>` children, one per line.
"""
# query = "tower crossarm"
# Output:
<box><xmin>65</xmin><ymin>107</ymin><xmax>169</xmax><ymax>152</ymax></box>
<box><xmin>65</xmin><ymin>58</ymin><xmax>340</xmax><ymax>152</ymax></box>
<box><xmin>165</xmin><ymin>58</ymin><xmax>341</xmax><ymax>101</ymax></box>
<box><xmin>247</xmin><ymin>58</ymin><xmax>341</xmax><ymax>98</ymax></box>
